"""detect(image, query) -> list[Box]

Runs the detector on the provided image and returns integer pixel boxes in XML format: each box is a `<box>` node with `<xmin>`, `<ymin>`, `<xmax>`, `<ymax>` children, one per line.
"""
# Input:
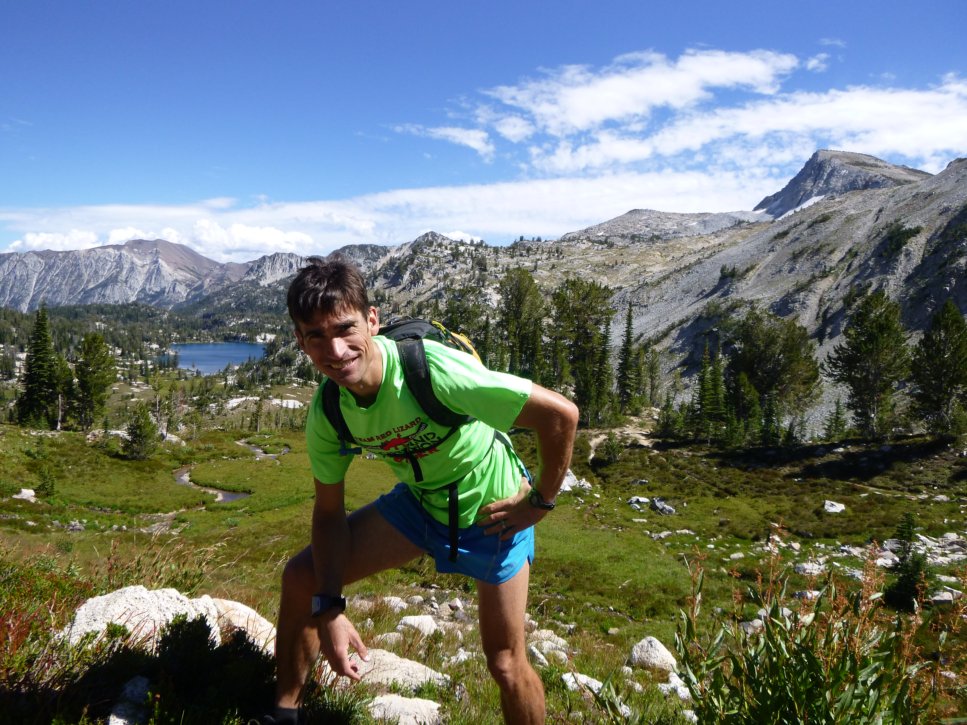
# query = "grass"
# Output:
<box><xmin>1</xmin><ymin>412</ymin><xmax>966</xmax><ymax>722</ymax></box>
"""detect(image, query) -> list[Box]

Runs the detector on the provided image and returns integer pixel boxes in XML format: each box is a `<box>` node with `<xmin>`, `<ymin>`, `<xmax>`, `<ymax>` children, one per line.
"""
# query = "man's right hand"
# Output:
<box><xmin>317</xmin><ymin>612</ymin><xmax>369</xmax><ymax>681</ymax></box>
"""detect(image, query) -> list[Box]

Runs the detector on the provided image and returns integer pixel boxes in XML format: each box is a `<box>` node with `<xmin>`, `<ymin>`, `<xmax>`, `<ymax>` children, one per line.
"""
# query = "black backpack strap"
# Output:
<box><xmin>321</xmin><ymin>378</ymin><xmax>361</xmax><ymax>456</ymax></box>
<box><xmin>396</xmin><ymin>338</ymin><xmax>469</xmax><ymax>428</ymax></box>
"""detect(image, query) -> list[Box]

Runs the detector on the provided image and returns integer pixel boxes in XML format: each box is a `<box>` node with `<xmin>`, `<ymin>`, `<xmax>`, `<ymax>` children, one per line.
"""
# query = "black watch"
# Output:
<box><xmin>528</xmin><ymin>488</ymin><xmax>556</xmax><ymax>511</ymax></box>
<box><xmin>311</xmin><ymin>594</ymin><xmax>347</xmax><ymax>617</ymax></box>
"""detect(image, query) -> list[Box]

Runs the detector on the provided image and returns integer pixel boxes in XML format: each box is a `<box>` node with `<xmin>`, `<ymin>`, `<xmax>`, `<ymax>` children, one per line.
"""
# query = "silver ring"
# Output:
<box><xmin>501</xmin><ymin>520</ymin><xmax>509</xmax><ymax>530</ymax></box>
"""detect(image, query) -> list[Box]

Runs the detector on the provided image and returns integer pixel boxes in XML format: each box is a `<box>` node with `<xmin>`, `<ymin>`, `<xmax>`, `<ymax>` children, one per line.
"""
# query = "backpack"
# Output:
<box><xmin>319</xmin><ymin>317</ymin><xmax>485</xmax><ymax>562</ymax></box>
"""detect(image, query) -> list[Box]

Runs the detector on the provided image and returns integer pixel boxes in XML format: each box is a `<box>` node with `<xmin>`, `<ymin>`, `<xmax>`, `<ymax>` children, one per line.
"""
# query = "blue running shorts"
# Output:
<box><xmin>374</xmin><ymin>482</ymin><xmax>535</xmax><ymax>585</ymax></box>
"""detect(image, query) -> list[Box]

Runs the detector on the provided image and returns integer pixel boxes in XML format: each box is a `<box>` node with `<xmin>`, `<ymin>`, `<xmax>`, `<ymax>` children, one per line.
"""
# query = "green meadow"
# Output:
<box><xmin>1</xmin><ymin>409</ymin><xmax>965</xmax><ymax>722</ymax></box>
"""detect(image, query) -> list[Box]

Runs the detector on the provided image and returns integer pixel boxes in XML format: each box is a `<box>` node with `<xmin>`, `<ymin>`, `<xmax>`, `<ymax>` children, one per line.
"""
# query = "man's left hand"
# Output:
<box><xmin>477</xmin><ymin>480</ymin><xmax>549</xmax><ymax>540</ymax></box>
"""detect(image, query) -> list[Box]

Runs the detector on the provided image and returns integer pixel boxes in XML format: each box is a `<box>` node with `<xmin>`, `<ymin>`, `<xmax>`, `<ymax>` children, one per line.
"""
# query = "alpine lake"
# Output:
<box><xmin>163</xmin><ymin>341</ymin><xmax>266</xmax><ymax>375</ymax></box>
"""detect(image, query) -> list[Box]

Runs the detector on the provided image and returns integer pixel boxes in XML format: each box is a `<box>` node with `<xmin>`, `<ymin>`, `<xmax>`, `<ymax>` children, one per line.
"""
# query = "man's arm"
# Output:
<box><xmin>479</xmin><ymin>383</ymin><xmax>578</xmax><ymax>535</ymax></box>
<box><xmin>514</xmin><ymin>383</ymin><xmax>579</xmax><ymax>504</ymax></box>
<box><xmin>311</xmin><ymin>478</ymin><xmax>368</xmax><ymax>680</ymax></box>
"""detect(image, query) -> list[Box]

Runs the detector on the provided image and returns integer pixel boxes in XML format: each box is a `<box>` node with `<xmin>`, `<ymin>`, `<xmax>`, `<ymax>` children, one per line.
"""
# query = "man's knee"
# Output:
<box><xmin>485</xmin><ymin>647</ymin><xmax>533</xmax><ymax>690</ymax></box>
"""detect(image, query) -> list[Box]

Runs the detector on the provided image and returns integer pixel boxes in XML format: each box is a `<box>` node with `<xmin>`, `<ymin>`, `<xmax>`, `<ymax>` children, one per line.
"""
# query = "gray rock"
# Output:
<box><xmin>368</xmin><ymin>694</ymin><xmax>442</xmax><ymax>724</ymax></box>
<box><xmin>63</xmin><ymin>585</ymin><xmax>221</xmax><ymax>648</ymax></box>
<box><xmin>108</xmin><ymin>676</ymin><xmax>151</xmax><ymax>725</ymax></box>
<box><xmin>343</xmin><ymin>649</ymin><xmax>449</xmax><ymax>691</ymax></box>
<box><xmin>650</xmin><ymin>498</ymin><xmax>676</xmax><ymax>515</ymax></box>
<box><xmin>397</xmin><ymin>615</ymin><xmax>440</xmax><ymax>637</ymax></box>
<box><xmin>629</xmin><ymin>636</ymin><xmax>677</xmax><ymax>672</ymax></box>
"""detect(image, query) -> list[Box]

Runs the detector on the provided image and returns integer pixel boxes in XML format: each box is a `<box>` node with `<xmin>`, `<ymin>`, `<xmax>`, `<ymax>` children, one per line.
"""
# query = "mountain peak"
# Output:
<box><xmin>754</xmin><ymin>150</ymin><xmax>931</xmax><ymax>219</ymax></box>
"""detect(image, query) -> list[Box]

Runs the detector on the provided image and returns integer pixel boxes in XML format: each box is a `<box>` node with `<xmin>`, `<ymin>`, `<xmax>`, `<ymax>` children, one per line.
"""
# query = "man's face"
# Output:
<box><xmin>295</xmin><ymin>305</ymin><xmax>381</xmax><ymax>394</ymax></box>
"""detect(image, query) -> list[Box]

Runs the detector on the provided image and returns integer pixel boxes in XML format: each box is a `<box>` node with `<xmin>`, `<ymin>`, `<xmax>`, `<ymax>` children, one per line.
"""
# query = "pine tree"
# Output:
<box><xmin>549</xmin><ymin>278</ymin><xmax>614</xmax><ymax>425</ymax></box>
<box><xmin>124</xmin><ymin>402</ymin><xmax>159</xmax><ymax>460</ymax></box>
<box><xmin>725</xmin><ymin>307</ymin><xmax>820</xmax><ymax>433</ymax></box>
<box><xmin>824</xmin><ymin>290</ymin><xmax>910</xmax><ymax>438</ymax></box>
<box><xmin>644</xmin><ymin>346</ymin><xmax>661</xmax><ymax>409</ymax></box>
<box><xmin>17</xmin><ymin>306</ymin><xmax>60</xmax><ymax>428</ymax></box>
<box><xmin>883</xmin><ymin>511</ymin><xmax>930</xmax><ymax>612</ymax></box>
<box><xmin>498</xmin><ymin>268</ymin><xmax>545</xmax><ymax>378</ymax></box>
<box><xmin>910</xmin><ymin>298</ymin><xmax>967</xmax><ymax>435</ymax></box>
<box><xmin>74</xmin><ymin>332</ymin><xmax>117</xmax><ymax>430</ymax></box>
<box><xmin>616</xmin><ymin>304</ymin><xmax>639</xmax><ymax>413</ymax></box>
<box><xmin>823</xmin><ymin>398</ymin><xmax>849</xmax><ymax>442</ymax></box>
<box><xmin>761</xmin><ymin>393</ymin><xmax>781</xmax><ymax>446</ymax></box>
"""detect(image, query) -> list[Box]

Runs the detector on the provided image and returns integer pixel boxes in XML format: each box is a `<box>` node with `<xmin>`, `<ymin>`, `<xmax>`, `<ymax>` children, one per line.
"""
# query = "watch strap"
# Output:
<box><xmin>311</xmin><ymin>594</ymin><xmax>347</xmax><ymax>617</ymax></box>
<box><xmin>528</xmin><ymin>488</ymin><xmax>556</xmax><ymax>510</ymax></box>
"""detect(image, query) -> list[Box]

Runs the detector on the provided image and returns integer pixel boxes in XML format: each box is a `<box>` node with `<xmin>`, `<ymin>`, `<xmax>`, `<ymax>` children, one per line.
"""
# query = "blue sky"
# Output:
<box><xmin>2</xmin><ymin>0</ymin><xmax>965</xmax><ymax>262</ymax></box>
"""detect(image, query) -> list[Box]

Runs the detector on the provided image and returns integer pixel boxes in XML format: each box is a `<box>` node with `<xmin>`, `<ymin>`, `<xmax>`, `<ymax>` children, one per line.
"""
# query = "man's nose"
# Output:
<box><xmin>326</xmin><ymin>336</ymin><xmax>349</xmax><ymax>359</ymax></box>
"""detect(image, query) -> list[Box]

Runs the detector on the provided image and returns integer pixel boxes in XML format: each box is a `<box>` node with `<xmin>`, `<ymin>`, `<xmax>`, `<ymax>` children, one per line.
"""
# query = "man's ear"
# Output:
<box><xmin>367</xmin><ymin>306</ymin><xmax>380</xmax><ymax>335</ymax></box>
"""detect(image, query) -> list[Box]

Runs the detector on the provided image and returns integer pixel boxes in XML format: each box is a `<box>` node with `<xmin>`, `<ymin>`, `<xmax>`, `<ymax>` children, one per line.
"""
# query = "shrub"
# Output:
<box><xmin>675</xmin><ymin>562</ymin><xmax>937</xmax><ymax>724</ymax></box>
<box><xmin>883</xmin><ymin>512</ymin><xmax>932</xmax><ymax>612</ymax></box>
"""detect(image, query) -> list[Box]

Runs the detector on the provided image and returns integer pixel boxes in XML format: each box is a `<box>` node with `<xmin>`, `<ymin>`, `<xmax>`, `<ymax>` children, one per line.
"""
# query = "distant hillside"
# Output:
<box><xmin>2</xmin><ymin>151</ymin><xmax>966</xmax><ymax>382</ymax></box>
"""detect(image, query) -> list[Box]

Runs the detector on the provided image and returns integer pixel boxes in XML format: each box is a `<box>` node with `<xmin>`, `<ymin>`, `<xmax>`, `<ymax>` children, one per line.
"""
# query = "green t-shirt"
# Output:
<box><xmin>306</xmin><ymin>336</ymin><xmax>533</xmax><ymax>528</ymax></box>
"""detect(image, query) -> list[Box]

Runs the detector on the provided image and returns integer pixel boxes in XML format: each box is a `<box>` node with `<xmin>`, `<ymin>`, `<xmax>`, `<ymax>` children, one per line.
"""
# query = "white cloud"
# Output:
<box><xmin>484</xmin><ymin>49</ymin><xmax>799</xmax><ymax>137</ymax></box>
<box><xmin>396</xmin><ymin>124</ymin><xmax>495</xmax><ymax>160</ymax></box>
<box><xmin>806</xmin><ymin>53</ymin><xmax>830</xmax><ymax>72</ymax></box>
<box><xmin>107</xmin><ymin>227</ymin><xmax>151</xmax><ymax>244</ymax></box>
<box><xmin>493</xmin><ymin>115</ymin><xmax>534</xmax><ymax>143</ymax></box>
<box><xmin>9</xmin><ymin>229</ymin><xmax>100</xmax><ymax>252</ymax></box>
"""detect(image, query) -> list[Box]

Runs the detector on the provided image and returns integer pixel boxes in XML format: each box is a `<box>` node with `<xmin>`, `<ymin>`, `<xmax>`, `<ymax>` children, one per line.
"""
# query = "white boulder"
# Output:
<box><xmin>63</xmin><ymin>585</ymin><xmax>221</xmax><ymax>648</ymax></box>
<box><xmin>629</xmin><ymin>636</ymin><xmax>677</xmax><ymax>673</ymax></box>
<box><xmin>368</xmin><ymin>694</ymin><xmax>442</xmax><ymax>724</ymax></box>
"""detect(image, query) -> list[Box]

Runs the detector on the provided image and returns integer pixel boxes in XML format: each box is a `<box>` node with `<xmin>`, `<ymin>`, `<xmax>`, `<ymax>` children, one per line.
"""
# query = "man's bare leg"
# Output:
<box><xmin>477</xmin><ymin>562</ymin><xmax>545</xmax><ymax>724</ymax></box>
<box><xmin>274</xmin><ymin>502</ymin><xmax>424</xmax><ymax>708</ymax></box>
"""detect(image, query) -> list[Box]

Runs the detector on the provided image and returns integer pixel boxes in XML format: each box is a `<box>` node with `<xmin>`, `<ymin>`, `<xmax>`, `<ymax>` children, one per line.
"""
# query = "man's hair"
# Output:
<box><xmin>287</xmin><ymin>256</ymin><xmax>370</xmax><ymax>325</ymax></box>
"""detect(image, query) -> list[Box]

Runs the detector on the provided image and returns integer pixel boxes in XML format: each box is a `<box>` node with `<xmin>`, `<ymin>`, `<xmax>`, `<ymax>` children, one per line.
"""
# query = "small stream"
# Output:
<box><xmin>171</xmin><ymin>439</ymin><xmax>290</xmax><ymax>504</ymax></box>
<box><xmin>173</xmin><ymin>466</ymin><xmax>251</xmax><ymax>503</ymax></box>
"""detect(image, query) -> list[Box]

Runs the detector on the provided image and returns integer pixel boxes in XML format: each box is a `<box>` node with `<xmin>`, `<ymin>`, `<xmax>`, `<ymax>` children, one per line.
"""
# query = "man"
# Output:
<box><xmin>266</xmin><ymin>257</ymin><xmax>578</xmax><ymax>724</ymax></box>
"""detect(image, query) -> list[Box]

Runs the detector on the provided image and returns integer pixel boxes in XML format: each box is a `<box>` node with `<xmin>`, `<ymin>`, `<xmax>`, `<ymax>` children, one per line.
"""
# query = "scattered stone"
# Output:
<box><xmin>650</xmin><ymin>497</ymin><xmax>676</xmax><ymax>515</ymax></box>
<box><xmin>794</xmin><ymin>561</ymin><xmax>826</xmax><ymax>577</ymax></box>
<box><xmin>729</xmin><ymin>552</ymin><xmax>745</xmax><ymax>560</ymax></box>
<box><xmin>108</xmin><ymin>675</ymin><xmax>151</xmax><ymax>725</ymax></box>
<box><xmin>13</xmin><ymin>488</ymin><xmax>37</xmax><ymax>503</ymax></box>
<box><xmin>824</xmin><ymin>500</ymin><xmax>846</xmax><ymax>514</ymax></box>
<box><xmin>794</xmin><ymin>590</ymin><xmax>821</xmax><ymax>601</ymax></box>
<box><xmin>658</xmin><ymin>671</ymin><xmax>692</xmax><ymax>702</ymax></box>
<box><xmin>382</xmin><ymin>596</ymin><xmax>409</xmax><ymax>612</ymax></box>
<box><xmin>929</xmin><ymin>587</ymin><xmax>963</xmax><ymax>605</ymax></box>
<box><xmin>739</xmin><ymin>619</ymin><xmax>764</xmax><ymax>635</ymax></box>
<box><xmin>446</xmin><ymin>647</ymin><xmax>476</xmax><ymax>666</ymax></box>
<box><xmin>374</xmin><ymin>632</ymin><xmax>404</xmax><ymax>648</ymax></box>
<box><xmin>368</xmin><ymin>694</ymin><xmax>442</xmax><ymax>724</ymax></box>
<box><xmin>627</xmin><ymin>495</ymin><xmax>650</xmax><ymax>506</ymax></box>
<box><xmin>560</xmin><ymin>469</ymin><xmax>592</xmax><ymax>493</ymax></box>
<box><xmin>562</xmin><ymin>673</ymin><xmax>631</xmax><ymax>717</ymax></box>
<box><xmin>343</xmin><ymin>649</ymin><xmax>449</xmax><ymax>690</ymax></box>
<box><xmin>629</xmin><ymin>636</ymin><xmax>677</xmax><ymax>673</ymax></box>
<box><xmin>398</xmin><ymin>615</ymin><xmax>440</xmax><ymax>637</ymax></box>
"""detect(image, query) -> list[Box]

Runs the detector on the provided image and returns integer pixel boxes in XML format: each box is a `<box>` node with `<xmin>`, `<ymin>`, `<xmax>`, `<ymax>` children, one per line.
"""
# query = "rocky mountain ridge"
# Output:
<box><xmin>2</xmin><ymin>151</ymin><xmax>965</xmax><ymax>369</ymax></box>
<box><xmin>754</xmin><ymin>149</ymin><xmax>932</xmax><ymax>218</ymax></box>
